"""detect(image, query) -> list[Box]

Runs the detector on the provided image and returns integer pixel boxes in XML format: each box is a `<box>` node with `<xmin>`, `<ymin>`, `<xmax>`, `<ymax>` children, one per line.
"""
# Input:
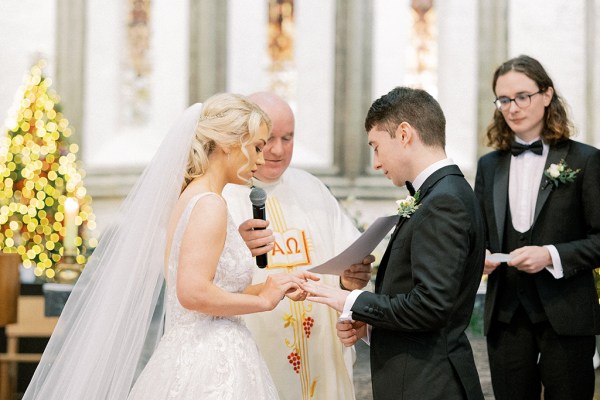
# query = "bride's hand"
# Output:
<box><xmin>258</xmin><ymin>273</ymin><xmax>304</xmax><ymax>310</ymax></box>
<box><xmin>294</xmin><ymin>270</ymin><xmax>320</xmax><ymax>282</ymax></box>
<box><xmin>284</xmin><ymin>270</ymin><xmax>321</xmax><ymax>302</ymax></box>
<box><xmin>300</xmin><ymin>281</ymin><xmax>349</xmax><ymax>313</ymax></box>
<box><xmin>285</xmin><ymin>287</ymin><xmax>307</xmax><ymax>302</ymax></box>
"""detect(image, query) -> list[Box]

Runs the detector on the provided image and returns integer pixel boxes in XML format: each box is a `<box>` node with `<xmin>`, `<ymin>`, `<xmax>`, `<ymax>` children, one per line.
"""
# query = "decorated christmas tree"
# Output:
<box><xmin>0</xmin><ymin>60</ymin><xmax>97</xmax><ymax>282</ymax></box>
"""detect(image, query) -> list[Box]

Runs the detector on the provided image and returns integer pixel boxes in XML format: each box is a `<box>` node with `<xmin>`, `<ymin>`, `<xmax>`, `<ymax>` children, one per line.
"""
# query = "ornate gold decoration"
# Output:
<box><xmin>123</xmin><ymin>0</ymin><xmax>152</xmax><ymax>124</ymax></box>
<box><xmin>407</xmin><ymin>0</ymin><xmax>438</xmax><ymax>95</ymax></box>
<box><xmin>268</xmin><ymin>0</ymin><xmax>296</xmax><ymax>100</ymax></box>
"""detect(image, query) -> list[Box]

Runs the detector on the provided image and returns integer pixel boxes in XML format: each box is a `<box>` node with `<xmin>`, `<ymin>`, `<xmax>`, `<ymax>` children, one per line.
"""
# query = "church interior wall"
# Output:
<box><xmin>293</xmin><ymin>0</ymin><xmax>336</xmax><ymax>169</ymax></box>
<box><xmin>0</xmin><ymin>0</ymin><xmax>56</xmax><ymax>123</ymax></box>
<box><xmin>437</xmin><ymin>0</ymin><xmax>479</xmax><ymax>175</ymax></box>
<box><xmin>227</xmin><ymin>0</ymin><xmax>336</xmax><ymax>169</ymax></box>
<box><xmin>0</xmin><ymin>0</ymin><xmax>598</xmax><ymax>235</ymax></box>
<box><xmin>227</xmin><ymin>0</ymin><xmax>270</xmax><ymax>93</ymax></box>
<box><xmin>82</xmin><ymin>0</ymin><xmax>190</xmax><ymax>169</ymax></box>
<box><xmin>508</xmin><ymin>0</ymin><xmax>588</xmax><ymax>139</ymax></box>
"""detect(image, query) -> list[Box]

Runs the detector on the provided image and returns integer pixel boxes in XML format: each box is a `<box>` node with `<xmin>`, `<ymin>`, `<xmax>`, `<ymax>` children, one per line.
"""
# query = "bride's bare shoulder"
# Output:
<box><xmin>180</xmin><ymin>191</ymin><xmax>226</xmax><ymax>211</ymax></box>
<box><xmin>164</xmin><ymin>191</ymin><xmax>227</xmax><ymax>267</ymax></box>
<box><xmin>174</xmin><ymin>191</ymin><xmax>226</xmax><ymax>225</ymax></box>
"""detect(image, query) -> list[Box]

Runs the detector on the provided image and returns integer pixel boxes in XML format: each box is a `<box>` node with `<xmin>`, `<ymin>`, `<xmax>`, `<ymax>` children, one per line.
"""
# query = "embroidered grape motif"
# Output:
<box><xmin>287</xmin><ymin>350</ymin><xmax>301</xmax><ymax>373</ymax></box>
<box><xmin>303</xmin><ymin>316</ymin><xmax>314</xmax><ymax>338</ymax></box>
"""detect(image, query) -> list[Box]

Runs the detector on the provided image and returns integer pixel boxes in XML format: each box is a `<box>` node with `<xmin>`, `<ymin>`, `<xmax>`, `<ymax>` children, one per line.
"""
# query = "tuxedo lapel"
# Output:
<box><xmin>533</xmin><ymin>141</ymin><xmax>570</xmax><ymax>223</ymax></box>
<box><xmin>418</xmin><ymin>164</ymin><xmax>464</xmax><ymax>202</ymax></box>
<box><xmin>492</xmin><ymin>154</ymin><xmax>510</xmax><ymax>250</ymax></box>
<box><xmin>375</xmin><ymin>216</ymin><xmax>408</xmax><ymax>292</ymax></box>
<box><xmin>374</xmin><ymin>247</ymin><xmax>390</xmax><ymax>293</ymax></box>
<box><xmin>374</xmin><ymin>165</ymin><xmax>463</xmax><ymax>293</ymax></box>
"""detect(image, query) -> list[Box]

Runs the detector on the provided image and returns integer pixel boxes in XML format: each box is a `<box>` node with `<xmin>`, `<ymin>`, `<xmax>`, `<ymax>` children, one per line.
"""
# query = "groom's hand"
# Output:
<box><xmin>301</xmin><ymin>281</ymin><xmax>349</xmax><ymax>312</ymax></box>
<box><xmin>337</xmin><ymin>320</ymin><xmax>366</xmax><ymax>347</ymax></box>
<box><xmin>340</xmin><ymin>255</ymin><xmax>374</xmax><ymax>290</ymax></box>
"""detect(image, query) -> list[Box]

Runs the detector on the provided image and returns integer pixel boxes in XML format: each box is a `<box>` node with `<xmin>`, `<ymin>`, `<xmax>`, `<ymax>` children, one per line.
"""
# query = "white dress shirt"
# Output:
<box><xmin>509</xmin><ymin>137</ymin><xmax>563</xmax><ymax>279</ymax></box>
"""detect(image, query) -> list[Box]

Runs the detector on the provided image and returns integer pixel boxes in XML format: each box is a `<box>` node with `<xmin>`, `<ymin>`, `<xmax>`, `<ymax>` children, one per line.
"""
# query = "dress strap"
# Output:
<box><xmin>175</xmin><ymin>192</ymin><xmax>226</xmax><ymax>239</ymax></box>
<box><xmin>185</xmin><ymin>192</ymin><xmax>226</xmax><ymax>212</ymax></box>
<box><xmin>169</xmin><ymin>192</ymin><xmax>226</xmax><ymax>263</ymax></box>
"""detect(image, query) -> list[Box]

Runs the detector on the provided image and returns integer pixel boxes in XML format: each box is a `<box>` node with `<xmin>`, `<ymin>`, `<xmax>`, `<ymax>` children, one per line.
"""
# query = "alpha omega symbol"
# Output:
<box><xmin>267</xmin><ymin>228</ymin><xmax>311</xmax><ymax>269</ymax></box>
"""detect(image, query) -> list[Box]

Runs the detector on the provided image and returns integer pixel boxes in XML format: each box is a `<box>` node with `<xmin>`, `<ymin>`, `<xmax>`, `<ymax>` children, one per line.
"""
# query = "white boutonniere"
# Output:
<box><xmin>396</xmin><ymin>191</ymin><xmax>421</xmax><ymax>218</ymax></box>
<box><xmin>544</xmin><ymin>159</ymin><xmax>579</xmax><ymax>188</ymax></box>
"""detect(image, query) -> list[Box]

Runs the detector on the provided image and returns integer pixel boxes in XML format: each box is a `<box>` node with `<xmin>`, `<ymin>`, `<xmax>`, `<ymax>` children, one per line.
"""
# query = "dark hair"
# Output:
<box><xmin>365</xmin><ymin>87</ymin><xmax>445</xmax><ymax>148</ymax></box>
<box><xmin>486</xmin><ymin>55</ymin><xmax>573</xmax><ymax>150</ymax></box>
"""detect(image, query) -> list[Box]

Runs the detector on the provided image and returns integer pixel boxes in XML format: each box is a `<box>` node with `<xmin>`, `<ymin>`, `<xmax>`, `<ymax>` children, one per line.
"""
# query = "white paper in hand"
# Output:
<box><xmin>486</xmin><ymin>253</ymin><xmax>512</xmax><ymax>263</ymax></box>
<box><xmin>308</xmin><ymin>215</ymin><xmax>399</xmax><ymax>275</ymax></box>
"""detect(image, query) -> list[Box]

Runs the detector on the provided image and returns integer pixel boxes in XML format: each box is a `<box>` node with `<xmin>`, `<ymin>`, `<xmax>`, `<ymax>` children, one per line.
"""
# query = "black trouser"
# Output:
<box><xmin>487</xmin><ymin>306</ymin><xmax>596</xmax><ymax>400</ymax></box>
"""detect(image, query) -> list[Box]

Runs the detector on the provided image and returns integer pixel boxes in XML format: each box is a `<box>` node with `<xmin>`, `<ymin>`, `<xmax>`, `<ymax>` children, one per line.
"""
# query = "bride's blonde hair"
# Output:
<box><xmin>182</xmin><ymin>93</ymin><xmax>271</xmax><ymax>190</ymax></box>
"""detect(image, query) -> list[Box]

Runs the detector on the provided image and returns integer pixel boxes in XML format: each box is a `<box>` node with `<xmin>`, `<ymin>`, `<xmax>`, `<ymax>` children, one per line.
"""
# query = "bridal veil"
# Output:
<box><xmin>23</xmin><ymin>103</ymin><xmax>203</xmax><ymax>399</ymax></box>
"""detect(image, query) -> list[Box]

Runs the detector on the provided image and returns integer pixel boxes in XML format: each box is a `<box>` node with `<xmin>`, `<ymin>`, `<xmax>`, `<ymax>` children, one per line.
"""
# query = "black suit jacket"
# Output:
<box><xmin>474</xmin><ymin>139</ymin><xmax>600</xmax><ymax>336</ymax></box>
<box><xmin>352</xmin><ymin>165</ymin><xmax>485</xmax><ymax>400</ymax></box>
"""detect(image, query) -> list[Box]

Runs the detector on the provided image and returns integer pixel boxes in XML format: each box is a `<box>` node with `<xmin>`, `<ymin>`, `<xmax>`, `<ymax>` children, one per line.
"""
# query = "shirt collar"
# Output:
<box><xmin>412</xmin><ymin>158</ymin><xmax>454</xmax><ymax>191</ymax></box>
<box><xmin>515</xmin><ymin>136</ymin><xmax>541</xmax><ymax>145</ymax></box>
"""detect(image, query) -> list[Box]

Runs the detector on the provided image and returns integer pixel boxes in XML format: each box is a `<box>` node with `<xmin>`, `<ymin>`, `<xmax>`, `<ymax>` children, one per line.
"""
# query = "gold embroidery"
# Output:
<box><xmin>310</xmin><ymin>380</ymin><xmax>317</xmax><ymax>397</ymax></box>
<box><xmin>270</xmin><ymin>229</ymin><xmax>311</xmax><ymax>268</ymax></box>
<box><xmin>283</xmin><ymin>299</ymin><xmax>316</xmax><ymax>399</ymax></box>
<box><xmin>265</xmin><ymin>197</ymin><xmax>312</xmax><ymax>269</ymax></box>
<box><xmin>283</xmin><ymin>313</ymin><xmax>296</xmax><ymax>328</ymax></box>
<box><xmin>270</xmin><ymin>195</ymin><xmax>317</xmax><ymax>398</ymax></box>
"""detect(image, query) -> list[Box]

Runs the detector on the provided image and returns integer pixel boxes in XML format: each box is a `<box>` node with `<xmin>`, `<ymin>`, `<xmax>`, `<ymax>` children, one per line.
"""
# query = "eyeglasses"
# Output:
<box><xmin>493</xmin><ymin>90</ymin><xmax>544</xmax><ymax>111</ymax></box>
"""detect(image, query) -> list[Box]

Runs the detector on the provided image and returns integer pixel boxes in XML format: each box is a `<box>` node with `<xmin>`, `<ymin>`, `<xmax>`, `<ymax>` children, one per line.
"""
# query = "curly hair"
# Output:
<box><xmin>182</xmin><ymin>93</ymin><xmax>272</xmax><ymax>191</ymax></box>
<box><xmin>486</xmin><ymin>55</ymin><xmax>573</xmax><ymax>151</ymax></box>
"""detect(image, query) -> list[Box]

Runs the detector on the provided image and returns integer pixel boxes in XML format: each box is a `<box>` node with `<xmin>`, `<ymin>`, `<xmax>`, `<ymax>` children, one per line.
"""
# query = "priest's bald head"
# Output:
<box><xmin>248</xmin><ymin>92</ymin><xmax>295</xmax><ymax>183</ymax></box>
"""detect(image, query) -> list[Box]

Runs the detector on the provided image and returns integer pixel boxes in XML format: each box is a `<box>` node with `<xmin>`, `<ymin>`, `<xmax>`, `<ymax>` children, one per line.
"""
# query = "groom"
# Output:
<box><xmin>304</xmin><ymin>87</ymin><xmax>485</xmax><ymax>399</ymax></box>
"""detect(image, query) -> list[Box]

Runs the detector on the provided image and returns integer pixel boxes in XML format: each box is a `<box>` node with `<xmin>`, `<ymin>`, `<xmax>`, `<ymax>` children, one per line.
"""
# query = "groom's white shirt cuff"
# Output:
<box><xmin>544</xmin><ymin>245</ymin><xmax>564</xmax><ymax>279</ymax></box>
<box><xmin>341</xmin><ymin>289</ymin><xmax>363</xmax><ymax>319</ymax></box>
<box><xmin>341</xmin><ymin>290</ymin><xmax>371</xmax><ymax>345</ymax></box>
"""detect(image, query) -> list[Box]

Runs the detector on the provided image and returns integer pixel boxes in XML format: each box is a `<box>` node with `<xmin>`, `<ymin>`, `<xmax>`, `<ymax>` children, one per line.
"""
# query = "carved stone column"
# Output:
<box><xmin>585</xmin><ymin>0</ymin><xmax>599</xmax><ymax>146</ymax></box>
<box><xmin>55</xmin><ymin>0</ymin><xmax>86</xmax><ymax>148</ymax></box>
<box><xmin>188</xmin><ymin>0</ymin><xmax>228</xmax><ymax>103</ymax></box>
<box><xmin>332</xmin><ymin>0</ymin><xmax>373</xmax><ymax>184</ymax></box>
<box><xmin>476</xmin><ymin>0</ymin><xmax>508</xmax><ymax>156</ymax></box>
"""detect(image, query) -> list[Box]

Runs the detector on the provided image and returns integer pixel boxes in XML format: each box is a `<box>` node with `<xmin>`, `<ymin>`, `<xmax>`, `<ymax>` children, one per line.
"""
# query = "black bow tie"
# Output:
<box><xmin>511</xmin><ymin>140</ymin><xmax>543</xmax><ymax>156</ymax></box>
<box><xmin>405</xmin><ymin>181</ymin><xmax>416</xmax><ymax>196</ymax></box>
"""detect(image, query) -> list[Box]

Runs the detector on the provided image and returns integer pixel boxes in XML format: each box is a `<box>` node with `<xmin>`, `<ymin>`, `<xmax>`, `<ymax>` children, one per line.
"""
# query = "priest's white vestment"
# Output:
<box><xmin>223</xmin><ymin>168</ymin><xmax>360</xmax><ymax>400</ymax></box>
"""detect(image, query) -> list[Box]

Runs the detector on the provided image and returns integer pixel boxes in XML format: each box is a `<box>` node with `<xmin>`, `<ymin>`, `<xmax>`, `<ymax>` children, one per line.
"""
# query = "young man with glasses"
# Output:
<box><xmin>475</xmin><ymin>55</ymin><xmax>600</xmax><ymax>400</ymax></box>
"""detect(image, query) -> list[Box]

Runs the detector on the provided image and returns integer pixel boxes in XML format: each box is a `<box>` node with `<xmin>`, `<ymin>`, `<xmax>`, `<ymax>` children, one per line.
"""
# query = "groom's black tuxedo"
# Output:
<box><xmin>475</xmin><ymin>139</ymin><xmax>600</xmax><ymax>336</ymax></box>
<box><xmin>352</xmin><ymin>165</ymin><xmax>485</xmax><ymax>400</ymax></box>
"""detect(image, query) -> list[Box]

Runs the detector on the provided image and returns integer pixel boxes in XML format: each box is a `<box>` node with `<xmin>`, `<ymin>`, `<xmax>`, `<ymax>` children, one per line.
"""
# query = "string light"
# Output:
<box><xmin>0</xmin><ymin>60</ymin><xmax>97</xmax><ymax>279</ymax></box>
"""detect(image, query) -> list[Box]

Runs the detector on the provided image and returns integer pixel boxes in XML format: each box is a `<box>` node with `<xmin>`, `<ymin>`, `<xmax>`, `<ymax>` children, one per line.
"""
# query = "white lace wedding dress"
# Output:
<box><xmin>127</xmin><ymin>193</ymin><xmax>279</xmax><ymax>400</ymax></box>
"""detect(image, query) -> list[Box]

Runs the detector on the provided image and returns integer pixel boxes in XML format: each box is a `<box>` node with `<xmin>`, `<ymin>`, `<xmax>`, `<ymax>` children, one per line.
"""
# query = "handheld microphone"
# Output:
<box><xmin>249</xmin><ymin>187</ymin><xmax>268</xmax><ymax>268</ymax></box>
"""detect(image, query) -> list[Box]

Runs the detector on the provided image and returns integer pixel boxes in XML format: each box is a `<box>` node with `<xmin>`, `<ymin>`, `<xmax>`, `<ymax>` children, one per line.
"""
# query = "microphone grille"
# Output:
<box><xmin>249</xmin><ymin>187</ymin><xmax>267</xmax><ymax>206</ymax></box>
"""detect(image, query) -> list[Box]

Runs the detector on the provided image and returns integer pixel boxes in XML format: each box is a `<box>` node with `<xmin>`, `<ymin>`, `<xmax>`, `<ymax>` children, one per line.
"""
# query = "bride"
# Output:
<box><xmin>23</xmin><ymin>93</ymin><xmax>316</xmax><ymax>399</ymax></box>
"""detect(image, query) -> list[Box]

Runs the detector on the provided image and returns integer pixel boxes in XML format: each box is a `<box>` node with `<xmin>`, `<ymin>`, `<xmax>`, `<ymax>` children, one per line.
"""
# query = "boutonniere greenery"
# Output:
<box><xmin>396</xmin><ymin>191</ymin><xmax>421</xmax><ymax>218</ymax></box>
<box><xmin>544</xmin><ymin>159</ymin><xmax>580</xmax><ymax>188</ymax></box>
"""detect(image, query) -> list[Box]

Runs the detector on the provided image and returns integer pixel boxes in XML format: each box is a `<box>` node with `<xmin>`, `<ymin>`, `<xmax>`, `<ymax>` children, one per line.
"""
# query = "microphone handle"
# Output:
<box><xmin>252</xmin><ymin>205</ymin><xmax>268</xmax><ymax>268</ymax></box>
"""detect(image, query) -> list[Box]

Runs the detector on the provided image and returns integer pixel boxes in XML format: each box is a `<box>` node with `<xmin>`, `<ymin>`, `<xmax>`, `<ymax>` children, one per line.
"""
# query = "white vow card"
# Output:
<box><xmin>308</xmin><ymin>215</ymin><xmax>399</xmax><ymax>275</ymax></box>
<box><xmin>486</xmin><ymin>253</ymin><xmax>512</xmax><ymax>263</ymax></box>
